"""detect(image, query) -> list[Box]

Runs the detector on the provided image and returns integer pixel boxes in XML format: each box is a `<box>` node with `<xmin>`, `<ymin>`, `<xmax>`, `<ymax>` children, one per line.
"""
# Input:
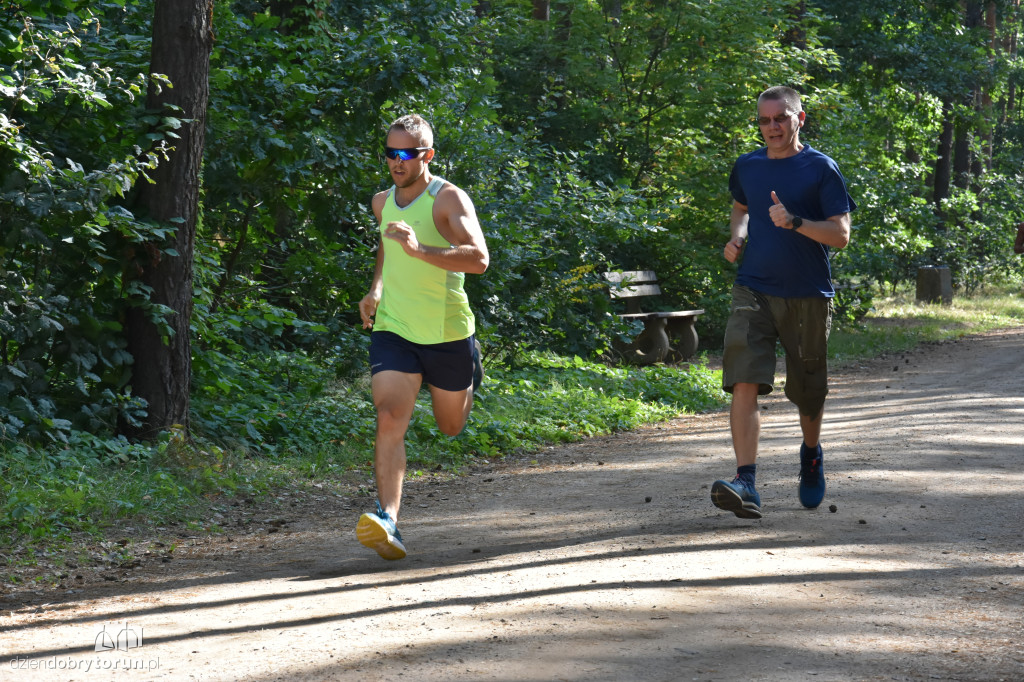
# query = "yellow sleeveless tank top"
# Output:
<box><xmin>374</xmin><ymin>177</ymin><xmax>476</xmax><ymax>344</ymax></box>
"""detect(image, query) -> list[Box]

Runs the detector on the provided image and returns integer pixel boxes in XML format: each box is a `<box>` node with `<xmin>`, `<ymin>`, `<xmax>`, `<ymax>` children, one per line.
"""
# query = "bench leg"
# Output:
<box><xmin>629</xmin><ymin>318</ymin><xmax>670</xmax><ymax>365</ymax></box>
<box><xmin>666</xmin><ymin>318</ymin><xmax>699</xmax><ymax>362</ymax></box>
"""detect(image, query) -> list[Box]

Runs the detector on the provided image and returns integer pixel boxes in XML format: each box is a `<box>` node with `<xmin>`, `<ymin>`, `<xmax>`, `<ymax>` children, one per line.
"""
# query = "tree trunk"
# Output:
<box><xmin>784</xmin><ymin>1</ymin><xmax>807</xmax><ymax>49</ymax></box>
<box><xmin>953</xmin><ymin>1</ymin><xmax>983</xmax><ymax>187</ymax></box>
<box><xmin>983</xmin><ymin>1</ymin><xmax>996</xmax><ymax>163</ymax></box>
<box><xmin>1008</xmin><ymin>0</ymin><xmax>1020</xmax><ymax>118</ymax></box>
<box><xmin>952</xmin><ymin>109</ymin><xmax>972</xmax><ymax>189</ymax></box>
<box><xmin>269</xmin><ymin>0</ymin><xmax>323</xmax><ymax>33</ymax></box>
<box><xmin>555</xmin><ymin>2</ymin><xmax>573</xmax><ymax>43</ymax></box>
<box><xmin>533</xmin><ymin>0</ymin><xmax>549</xmax><ymax>21</ymax></box>
<box><xmin>933</xmin><ymin>100</ymin><xmax>954</xmax><ymax>206</ymax></box>
<box><xmin>122</xmin><ymin>0</ymin><xmax>213</xmax><ymax>439</ymax></box>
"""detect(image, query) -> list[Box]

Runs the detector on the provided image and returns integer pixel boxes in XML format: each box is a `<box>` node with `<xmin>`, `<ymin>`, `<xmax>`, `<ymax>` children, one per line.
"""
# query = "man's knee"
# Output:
<box><xmin>730</xmin><ymin>381</ymin><xmax>764</xmax><ymax>406</ymax></box>
<box><xmin>732</xmin><ymin>382</ymin><xmax>760</xmax><ymax>397</ymax></box>
<box><xmin>376</xmin><ymin>402</ymin><xmax>413</xmax><ymax>436</ymax></box>
<box><xmin>435</xmin><ymin>402</ymin><xmax>471</xmax><ymax>436</ymax></box>
<box><xmin>437</xmin><ymin>418</ymin><xmax>468</xmax><ymax>437</ymax></box>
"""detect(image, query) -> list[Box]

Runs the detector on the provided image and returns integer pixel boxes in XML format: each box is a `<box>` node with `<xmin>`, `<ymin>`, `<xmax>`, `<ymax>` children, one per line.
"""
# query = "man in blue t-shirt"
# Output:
<box><xmin>711</xmin><ymin>86</ymin><xmax>857</xmax><ymax>520</ymax></box>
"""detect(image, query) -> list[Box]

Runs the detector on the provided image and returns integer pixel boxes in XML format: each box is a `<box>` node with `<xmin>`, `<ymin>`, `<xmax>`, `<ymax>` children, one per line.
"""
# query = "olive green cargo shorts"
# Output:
<box><xmin>722</xmin><ymin>284</ymin><xmax>833</xmax><ymax>416</ymax></box>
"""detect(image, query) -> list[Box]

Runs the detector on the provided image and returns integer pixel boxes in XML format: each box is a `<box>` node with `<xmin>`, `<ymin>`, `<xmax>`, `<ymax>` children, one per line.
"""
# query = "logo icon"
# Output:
<box><xmin>95</xmin><ymin>622</ymin><xmax>144</xmax><ymax>652</ymax></box>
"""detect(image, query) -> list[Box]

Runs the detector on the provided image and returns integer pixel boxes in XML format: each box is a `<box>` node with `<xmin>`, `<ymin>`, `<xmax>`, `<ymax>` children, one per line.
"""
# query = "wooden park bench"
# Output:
<box><xmin>604</xmin><ymin>270</ymin><xmax>704</xmax><ymax>365</ymax></box>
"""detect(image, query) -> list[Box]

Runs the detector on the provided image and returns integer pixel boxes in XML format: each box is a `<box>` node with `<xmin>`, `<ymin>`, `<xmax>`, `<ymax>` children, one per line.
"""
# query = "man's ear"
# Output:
<box><xmin>797</xmin><ymin>111</ymin><xmax>806</xmax><ymax>128</ymax></box>
<box><xmin>424</xmin><ymin>148</ymin><xmax>436</xmax><ymax>162</ymax></box>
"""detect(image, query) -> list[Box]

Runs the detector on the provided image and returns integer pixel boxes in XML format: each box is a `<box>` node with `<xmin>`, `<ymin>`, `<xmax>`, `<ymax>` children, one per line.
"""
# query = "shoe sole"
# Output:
<box><xmin>356</xmin><ymin>513</ymin><xmax>407</xmax><ymax>560</ymax></box>
<box><xmin>711</xmin><ymin>481</ymin><xmax>763</xmax><ymax>519</ymax></box>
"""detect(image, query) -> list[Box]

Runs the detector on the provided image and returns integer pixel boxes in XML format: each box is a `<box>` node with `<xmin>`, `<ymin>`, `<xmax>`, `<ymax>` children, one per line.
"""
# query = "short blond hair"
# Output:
<box><xmin>388</xmin><ymin>114</ymin><xmax>434</xmax><ymax>147</ymax></box>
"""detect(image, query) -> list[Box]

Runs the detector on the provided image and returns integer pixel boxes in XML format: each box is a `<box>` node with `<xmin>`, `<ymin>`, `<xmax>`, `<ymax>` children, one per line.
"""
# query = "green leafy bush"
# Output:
<box><xmin>1</xmin><ymin>10</ymin><xmax>177</xmax><ymax>445</ymax></box>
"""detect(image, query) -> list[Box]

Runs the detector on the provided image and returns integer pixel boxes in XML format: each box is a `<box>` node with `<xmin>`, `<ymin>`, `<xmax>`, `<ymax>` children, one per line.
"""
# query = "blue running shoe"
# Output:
<box><xmin>472</xmin><ymin>338</ymin><xmax>484</xmax><ymax>392</ymax></box>
<box><xmin>357</xmin><ymin>500</ymin><xmax>407</xmax><ymax>560</ymax></box>
<box><xmin>711</xmin><ymin>477</ymin><xmax>762</xmax><ymax>519</ymax></box>
<box><xmin>798</xmin><ymin>444</ymin><xmax>825</xmax><ymax>509</ymax></box>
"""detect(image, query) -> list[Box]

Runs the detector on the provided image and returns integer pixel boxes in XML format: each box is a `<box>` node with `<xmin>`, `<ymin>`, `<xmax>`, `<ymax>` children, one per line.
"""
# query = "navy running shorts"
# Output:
<box><xmin>369</xmin><ymin>330</ymin><xmax>475</xmax><ymax>392</ymax></box>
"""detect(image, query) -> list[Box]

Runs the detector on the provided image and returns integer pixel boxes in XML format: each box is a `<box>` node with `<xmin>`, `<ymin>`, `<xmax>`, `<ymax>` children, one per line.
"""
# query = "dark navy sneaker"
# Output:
<box><xmin>472</xmin><ymin>338</ymin><xmax>484</xmax><ymax>392</ymax></box>
<box><xmin>356</xmin><ymin>500</ymin><xmax>407</xmax><ymax>560</ymax></box>
<box><xmin>711</xmin><ymin>477</ymin><xmax>762</xmax><ymax>519</ymax></box>
<box><xmin>798</xmin><ymin>444</ymin><xmax>825</xmax><ymax>509</ymax></box>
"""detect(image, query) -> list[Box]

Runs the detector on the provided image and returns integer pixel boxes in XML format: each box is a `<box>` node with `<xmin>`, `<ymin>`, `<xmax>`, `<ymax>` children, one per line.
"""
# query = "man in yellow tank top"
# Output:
<box><xmin>356</xmin><ymin>114</ymin><xmax>489</xmax><ymax>560</ymax></box>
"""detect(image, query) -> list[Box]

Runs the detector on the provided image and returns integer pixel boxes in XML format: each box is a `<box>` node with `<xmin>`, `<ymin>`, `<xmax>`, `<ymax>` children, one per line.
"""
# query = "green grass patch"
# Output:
<box><xmin>0</xmin><ymin>433</ymin><xmax>283</xmax><ymax>549</ymax></box>
<box><xmin>429</xmin><ymin>353</ymin><xmax>726</xmax><ymax>465</ymax></box>
<box><xmin>830</xmin><ymin>284</ymin><xmax>1024</xmax><ymax>362</ymax></box>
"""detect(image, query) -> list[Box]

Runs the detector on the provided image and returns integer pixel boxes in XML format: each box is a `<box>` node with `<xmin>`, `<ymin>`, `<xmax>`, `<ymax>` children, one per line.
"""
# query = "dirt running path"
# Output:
<box><xmin>2</xmin><ymin>329</ymin><xmax>1023</xmax><ymax>681</ymax></box>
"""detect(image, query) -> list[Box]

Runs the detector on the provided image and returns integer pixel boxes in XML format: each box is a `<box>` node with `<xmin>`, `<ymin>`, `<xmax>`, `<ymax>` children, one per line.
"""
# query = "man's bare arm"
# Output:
<box><xmin>384</xmin><ymin>184</ymin><xmax>489</xmax><ymax>274</ymax></box>
<box><xmin>724</xmin><ymin>201</ymin><xmax>749</xmax><ymax>263</ymax></box>
<box><xmin>359</xmin><ymin>190</ymin><xmax>391</xmax><ymax>328</ymax></box>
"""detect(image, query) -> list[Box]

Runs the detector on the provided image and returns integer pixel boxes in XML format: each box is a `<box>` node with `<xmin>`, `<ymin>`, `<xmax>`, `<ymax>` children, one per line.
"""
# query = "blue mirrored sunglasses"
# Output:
<box><xmin>384</xmin><ymin>147</ymin><xmax>431</xmax><ymax>161</ymax></box>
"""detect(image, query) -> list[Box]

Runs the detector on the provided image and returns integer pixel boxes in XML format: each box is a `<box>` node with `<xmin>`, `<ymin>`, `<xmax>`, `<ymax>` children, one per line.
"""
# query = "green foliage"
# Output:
<box><xmin>817</xmin><ymin>84</ymin><xmax>939</xmax><ymax>293</ymax></box>
<box><xmin>466</xmin><ymin>145</ymin><xmax>661</xmax><ymax>360</ymax></box>
<box><xmin>189</xmin><ymin>331</ymin><xmax>725</xmax><ymax>468</ymax></box>
<box><xmin>813</xmin><ymin>0</ymin><xmax>994</xmax><ymax>102</ymax></box>
<box><xmin>198</xmin><ymin>0</ymin><xmax>499</xmax><ymax>352</ymax></box>
<box><xmin>190</xmin><ymin>342</ymin><xmax>366</xmax><ymax>454</ymax></box>
<box><xmin>815</xmin><ymin>0</ymin><xmax>1024</xmax><ymax>296</ymax></box>
<box><xmin>0</xmin><ymin>429</ymin><xmax>251</xmax><ymax>539</ymax></box>
<box><xmin>1</xmin><ymin>8</ymin><xmax>179</xmax><ymax>444</ymax></box>
<box><xmin>931</xmin><ymin>179</ymin><xmax>1023</xmax><ymax>294</ymax></box>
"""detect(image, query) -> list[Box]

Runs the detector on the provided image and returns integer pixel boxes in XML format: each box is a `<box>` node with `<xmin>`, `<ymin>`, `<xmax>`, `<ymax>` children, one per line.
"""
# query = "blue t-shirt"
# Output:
<box><xmin>729</xmin><ymin>145</ymin><xmax>856</xmax><ymax>298</ymax></box>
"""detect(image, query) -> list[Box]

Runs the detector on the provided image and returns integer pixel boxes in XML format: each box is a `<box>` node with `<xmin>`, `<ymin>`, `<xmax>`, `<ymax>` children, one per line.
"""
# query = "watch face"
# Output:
<box><xmin>792</xmin><ymin>216</ymin><xmax>802</xmax><ymax>229</ymax></box>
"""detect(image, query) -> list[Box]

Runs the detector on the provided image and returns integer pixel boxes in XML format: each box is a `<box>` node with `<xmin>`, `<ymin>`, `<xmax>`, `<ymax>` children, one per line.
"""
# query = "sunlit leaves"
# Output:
<box><xmin>1</xmin><ymin>7</ymin><xmax>181</xmax><ymax>444</ymax></box>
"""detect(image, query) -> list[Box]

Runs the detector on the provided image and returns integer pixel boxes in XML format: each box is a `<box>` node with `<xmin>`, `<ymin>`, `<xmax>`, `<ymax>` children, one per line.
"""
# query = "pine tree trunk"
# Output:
<box><xmin>933</xmin><ymin>101</ymin><xmax>954</xmax><ymax>206</ymax></box>
<box><xmin>122</xmin><ymin>0</ymin><xmax>213</xmax><ymax>439</ymax></box>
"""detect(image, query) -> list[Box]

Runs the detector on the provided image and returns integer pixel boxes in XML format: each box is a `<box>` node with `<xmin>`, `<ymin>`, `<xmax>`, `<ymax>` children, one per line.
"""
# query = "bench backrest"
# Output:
<box><xmin>604</xmin><ymin>270</ymin><xmax>663</xmax><ymax>314</ymax></box>
<box><xmin>604</xmin><ymin>270</ymin><xmax>661</xmax><ymax>299</ymax></box>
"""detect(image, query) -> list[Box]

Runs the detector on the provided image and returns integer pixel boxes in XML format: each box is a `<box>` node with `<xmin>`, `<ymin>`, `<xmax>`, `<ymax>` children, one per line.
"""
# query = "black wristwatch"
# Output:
<box><xmin>791</xmin><ymin>215</ymin><xmax>803</xmax><ymax>230</ymax></box>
